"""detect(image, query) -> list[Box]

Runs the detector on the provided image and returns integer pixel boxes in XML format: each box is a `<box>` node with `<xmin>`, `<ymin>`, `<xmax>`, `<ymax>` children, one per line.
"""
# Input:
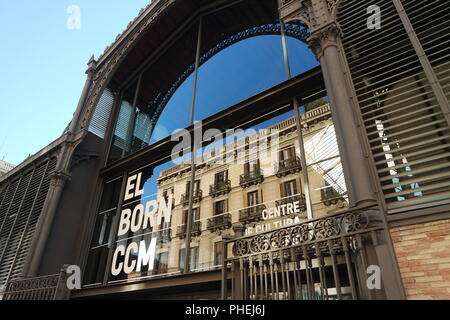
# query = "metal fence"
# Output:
<box><xmin>2</xmin><ymin>267</ymin><xmax>69</xmax><ymax>300</ymax></box>
<box><xmin>222</xmin><ymin>204</ymin><xmax>386</xmax><ymax>300</ymax></box>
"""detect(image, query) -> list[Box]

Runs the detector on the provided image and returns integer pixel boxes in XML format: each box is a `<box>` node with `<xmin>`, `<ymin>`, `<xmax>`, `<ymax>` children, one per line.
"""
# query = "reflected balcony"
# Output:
<box><xmin>209</xmin><ymin>180</ymin><xmax>232</xmax><ymax>198</ymax></box>
<box><xmin>275</xmin><ymin>157</ymin><xmax>302</xmax><ymax>178</ymax></box>
<box><xmin>239</xmin><ymin>204</ymin><xmax>267</xmax><ymax>225</ymax></box>
<box><xmin>240</xmin><ymin>170</ymin><xmax>264</xmax><ymax>188</ymax></box>
<box><xmin>207</xmin><ymin>214</ymin><xmax>232</xmax><ymax>232</ymax></box>
<box><xmin>321</xmin><ymin>187</ymin><xmax>346</xmax><ymax>206</ymax></box>
<box><xmin>275</xmin><ymin>194</ymin><xmax>307</xmax><ymax>213</ymax></box>
<box><xmin>155</xmin><ymin>229</ymin><xmax>172</xmax><ymax>244</ymax></box>
<box><xmin>176</xmin><ymin>221</ymin><xmax>202</xmax><ymax>239</ymax></box>
<box><xmin>180</xmin><ymin>190</ymin><xmax>203</xmax><ymax>206</ymax></box>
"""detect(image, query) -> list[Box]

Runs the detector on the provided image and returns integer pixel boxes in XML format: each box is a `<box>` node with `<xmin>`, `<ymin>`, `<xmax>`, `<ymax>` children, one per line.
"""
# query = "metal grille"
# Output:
<box><xmin>0</xmin><ymin>158</ymin><xmax>56</xmax><ymax>288</ymax></box>
<box><xmin>88</xmin><ymin>88</ymin><xmax>115</xmax><ymax>139</ymax></box>
<box><xmin>2</xmin><ymin>268</ymin><xmax>69</xmax><ymax>300</ymax></box>
<box><xmin>402</xmin><ymin>0</ymin><xmax>450</xmax><ymax>96</ymax></box>
<box><xmin>223</xmin><ymin>205</ymin><xmax>384</xmax><ymax>300</ymax></box>
<box><xmin>338</xmin><ymin>0</ymin><xmax>450</xmax><ymax>209</ymax></box>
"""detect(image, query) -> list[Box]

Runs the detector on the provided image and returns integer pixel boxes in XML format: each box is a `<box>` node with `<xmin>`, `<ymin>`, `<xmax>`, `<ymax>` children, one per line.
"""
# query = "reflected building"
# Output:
<box><xmin>0</xmin><ymin>161</ymin><xmax>14</xmax><ymax>178</ymax></box>
<box><xmin>153</xmin><ymin>103</ymin><xmax>348</xmax><ymax>275</ymax></box>
<box><xmin>0</xmin><ymin>0</ymin><xmax>449</xmax><ymax>300</ymax></box>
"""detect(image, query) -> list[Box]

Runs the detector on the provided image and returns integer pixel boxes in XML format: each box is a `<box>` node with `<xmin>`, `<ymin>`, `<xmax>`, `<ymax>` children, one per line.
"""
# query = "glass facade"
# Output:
<box><xmin>83</xmin><ymin>0</ymin><xmax>352</xmax><ymax>287</ymax></box>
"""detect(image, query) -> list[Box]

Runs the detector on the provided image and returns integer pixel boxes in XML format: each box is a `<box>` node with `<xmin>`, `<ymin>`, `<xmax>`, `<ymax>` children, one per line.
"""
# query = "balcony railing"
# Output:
<box><xmin>321</xmin><ymin>187</ymin><xmax>346</xmax><ymax>206</ymax></box>
<box><xmin>180</xmin><ymin>190</ymin><xmax>203</xmax><ymax>206</ymax></box>
<box><xmin>176</xmin><ymin>221</ymin><xmax>202</xmax><ymax>239</ymax></box>
<box><xmin>275</xmin><ymin>194</ymin><xmax>307</xmax><ymax>213</ymax></box>
<box><xmin>2</xmin><ymin>267</ymin><xmax>70</xmax><ymax>300</ymax></box>
<box><xmin>239</xmin><ymin>204</ymin><xmax>267</xmax><ymax>225</ymax></box>
<box><xmin>155</xmin><ymin>229</ymin><xmax>172</xmax><ymax>244</ymax></box>
<box><xmin>224</xmin><ymin>204</ymin><xmax>385</xmax><ymax>300</ymax></box>
<box><xmin>207</xmin><ymin>214</ymin><xmax>232</xmax><ymax>232</ymax></box>
<box><xmin>240</xmin><ymin>170</ymin><xmax>264</xmax><ymax>188</ymax></box>
<box><xmin>275</xmin><ymin>157</ymin><xmax>302</xmax><ymax>177</ymax></box>
<box><xmin>210</xmin><ymin>180</ymin><xmax>232</xmax><ymax>198</ymax></box>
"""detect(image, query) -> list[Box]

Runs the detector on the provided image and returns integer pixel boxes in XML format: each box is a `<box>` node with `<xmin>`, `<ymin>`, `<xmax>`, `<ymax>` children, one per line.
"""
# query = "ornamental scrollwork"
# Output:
<box><xmin>232</xmin><ymin>209</ymin><xmax>373</xmax><ymax>257</ymax></box>
<box><xmin>327</xmin><ymin>0</ymin><xmax>339</xmax><ymax>15</ymax></box>
<box><xmin>7</xmin><ymin>274</ymin><xmax>60</xmax><ymax>292</ymax></box>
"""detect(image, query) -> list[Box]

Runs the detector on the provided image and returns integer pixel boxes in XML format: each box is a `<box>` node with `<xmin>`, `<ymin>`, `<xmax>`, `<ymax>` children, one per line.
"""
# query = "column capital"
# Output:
<box><xmin>308</xmin><ymin>23</ymin><xmax>341</xmax><ymax>60</ymax></box>
<box><xmin>49</xmin><ymin>171</ymin><xmax>71</xmax><ymax>187</ymax></box>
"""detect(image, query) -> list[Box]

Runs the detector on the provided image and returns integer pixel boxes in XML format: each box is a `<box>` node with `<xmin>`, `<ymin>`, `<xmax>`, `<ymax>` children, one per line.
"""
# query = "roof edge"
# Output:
<box><xmin>95</xmin><ymin>0</ymin><xmax>165</xmax><ymax>68</ymax></box>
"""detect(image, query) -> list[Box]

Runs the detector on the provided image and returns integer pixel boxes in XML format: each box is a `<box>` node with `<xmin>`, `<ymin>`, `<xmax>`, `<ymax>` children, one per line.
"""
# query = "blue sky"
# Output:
<box><xmin>0</xmin><ymin>0</ymin><xmax>150</xmax><ymax>165</ymax></box>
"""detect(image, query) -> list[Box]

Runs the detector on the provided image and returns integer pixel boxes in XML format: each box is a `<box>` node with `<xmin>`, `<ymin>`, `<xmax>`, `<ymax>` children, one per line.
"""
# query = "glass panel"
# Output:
<box><xmin>84</xmin><ymin>177</ymin><xmax>122</xmax><ymax>285</ymax></box>
<box><xmin>134</xmin><ymin>21</ymin><xmax>199</xmax><ymax>148</ymax></box>
<box><xmin>194</xmin><ymin>0</ymin><xmax>317</xmax><ymax>122</ymax></box>
<box><xmin>300</xmin><ymin>98</ymin><xmax>349</xmax><ymax>217</ymax></box>
<box><xmin>107</xmin><ymin>21</ymin><xmax>199</xmax><ymax>161</ymax></box>
<box><xmin>108</xmin><ymin>81</ymin><xmax>138</xmax><ymax>163</ymax></box>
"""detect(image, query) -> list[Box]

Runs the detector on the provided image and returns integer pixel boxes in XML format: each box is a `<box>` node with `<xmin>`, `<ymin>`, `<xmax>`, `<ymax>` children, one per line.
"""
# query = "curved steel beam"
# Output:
<box><xmin>148</xmin><ymin>22</ymin><xmax>310</xmax><ymax>133</ymax></box>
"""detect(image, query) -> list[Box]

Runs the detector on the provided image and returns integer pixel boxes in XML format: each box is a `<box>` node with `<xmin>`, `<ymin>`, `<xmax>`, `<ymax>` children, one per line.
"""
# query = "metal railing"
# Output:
<box><xmin>207</xmin><ymin>214</ymin><xmax>232</xmax><ymax>232</ymax></box>
<box><xmin>2</xmin><ymin>267</ymin><xmax>70</xmax><ymax>300</ymax></box>
<box><xmin>240</xmin><ymin>170</ymin><xmax>264</xmax><ymax>188</ymax></box>
<box><xmin>176</xmin><ymin>221</ymin><xmax>202</xmax><ymax>239</ymax></box>
<box><xmin>155</xmin><ymin>229</ymin><xmax>172</xmax><ymax>244</ymax></box>
<box><xmin>180</xmin><ymin>189</ymin><xmax>203</xmax><ymax>206</ymax></box>
<box><xmin>239</xmin><ymin>204</ymin><xmax>267</xmax><ymax>225</ymax></box>
<box><xmin>275</xmin><ymin>194</ymin><xmax>307</xmax><ymax>213</ymax></box>
<box><xmin>210</xmin><ymin>180</ymin><xmax>232</xmax><ymax>197</ymax></box>
<box><xmin>222</xmin><ymin>204</ymin><xmax>386</xmax><ymax>300</ymax></box>
<box><xmin>275</xmin><ymin>157</ymin><xmax>302</xmax><ymax>177</ymax></box>
<box><xmin>321</xmin><ymin>187</ymin><xmax>346</xmax><ymax>206</ymax></box>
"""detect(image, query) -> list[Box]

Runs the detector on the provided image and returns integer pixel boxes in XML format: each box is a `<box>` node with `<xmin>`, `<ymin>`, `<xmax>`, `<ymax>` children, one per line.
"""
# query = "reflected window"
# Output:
<box><xmin>179</xmin><ymin>247</ymin><xmax>199</xmax><ymax>271</ymax></box>
<box><xmin>284</xmin><ymin>180</ymin><xmax>298</xmax><ymax>197</ymax></box>
<box><xmin>247</xmin><ymin>191</ymin><xmax>259</xmax><ymax>213</ymax></box>
<box><xmin>214</xmin><ymin>200</ymin><xmax>226</xmax><ymax>216</ymax></box>
<box><xmin>214</xmin><ymin>242</ymin><xmax>223</xmax><ymax>266</ymax></box>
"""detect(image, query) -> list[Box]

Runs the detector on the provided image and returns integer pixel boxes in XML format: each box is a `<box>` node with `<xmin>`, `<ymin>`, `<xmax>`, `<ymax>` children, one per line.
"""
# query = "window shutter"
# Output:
<box><xmin>88</xmin><ymin>88</ymin><xmax>115</xmax><ymax>139</ymax></box>
<box><xmin>0</xmin><ymin>157</ymin><xmax>56</xmax><ymax>286</ymax></box>
<box><xmin>296</xmin><ymin>177</ymin><xmax>302</xmax><ymax>195</ymax></box>
<box><xmin>338</xmin><ymin>0</ymin><xmax>450</xmax><ymax>209</ymax></box>
<box><xmin>280</xmin><ymin>183</ymin><xmax>285</xmax><ymax>198</ymax></box>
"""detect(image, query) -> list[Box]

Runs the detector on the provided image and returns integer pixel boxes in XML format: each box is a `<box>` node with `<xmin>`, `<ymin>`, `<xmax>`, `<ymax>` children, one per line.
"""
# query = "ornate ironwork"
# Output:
<box><xmin>321</xmin><ymin>187</ymin><xmax>346</xmax><ymax>206</ymax></box>
<box><xmin>232</xmin><ymin>208</ymin><xmax>372</xmax><ymax>257</ymax></box>
<box><xmin>177</xmin><ymin>221</ymin><xmax>202</xmax><ymax>239</ymax></box>
<box><xmin>210</xmin><ymin>180</ymin><xmax>232</xmax><ymax>198</ymax></box>
<box><xmin>239</xmin><ymin>204</ymin><xmax>267</xmax><ymax>225</ymax></box>
<box><xmin>275</xmin><ymin>157</ymin><xmax>302</xmax><ymax>177</ymax></box>
<box><xmin>3</xmin><ymin>269</ymin><xmax>69</xmax><ymax>300</ymax></box>
<box><xmin>207</xmin><ymin>214</ymin><xmax>232</xmax><ymax>232</ymax></box>
<box><xmin>275</xmin><ymin>194</ymin><xmax>307</xmax><ymax>212</ymax></box>
<box><xmin>180</xmin><ymin>189</ymin><xmax>203</xmax><ymax>206</ymax></box>
<box><xmin>327</xmin><ymin>0</ymin><xmax>339</xmax><ymax>15</ymax></box>
<box><xmin>240</xmin><ymin>170</ymin><xmax>264</xmax><ymax>188</ymax></box>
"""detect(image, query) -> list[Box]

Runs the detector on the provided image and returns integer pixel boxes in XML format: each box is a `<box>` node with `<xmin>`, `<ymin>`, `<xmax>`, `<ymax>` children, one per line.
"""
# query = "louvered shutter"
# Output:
<box><xmin>0</xmin><ymin>158</ymin><xmax>56</xmax><ymax>286</ymax></box>
<box><xmin>338</xmin><ymin>0</ymin><xmax>450</xmax><ymax>209</ymax></box>
<box><xmin>88</xmin><ymin>88</ymin><xmax>115</xmax><ymax>139</ymax></box>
